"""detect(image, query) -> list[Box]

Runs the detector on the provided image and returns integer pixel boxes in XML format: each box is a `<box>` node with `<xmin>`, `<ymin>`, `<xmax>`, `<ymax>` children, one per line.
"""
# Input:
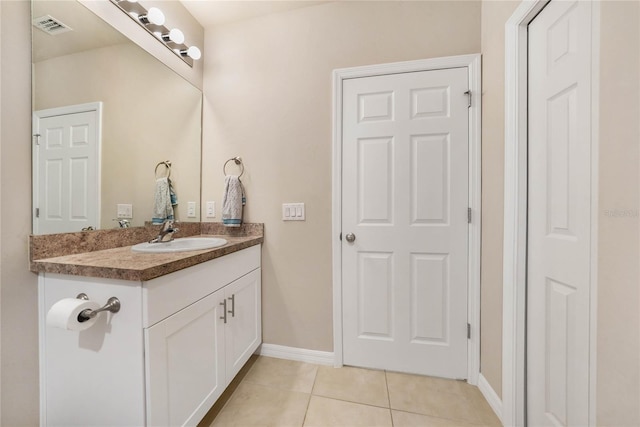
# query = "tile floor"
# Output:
<box><xmin>198</xmin><ymin>356</ymin><xmax>502</xmax><ymax>427</ymax></box>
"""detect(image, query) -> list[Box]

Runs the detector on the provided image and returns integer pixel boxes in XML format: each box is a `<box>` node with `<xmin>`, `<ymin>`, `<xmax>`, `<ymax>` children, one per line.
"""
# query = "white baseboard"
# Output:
<box><xmin>478</xmin><ymin>373</ymin><xmax>503</xmax><ymax>424</ymax></box>
<box><xmin>258</xmin><ymin>343</ymin><xmax>334</xmax><ymax>366</ymax></box>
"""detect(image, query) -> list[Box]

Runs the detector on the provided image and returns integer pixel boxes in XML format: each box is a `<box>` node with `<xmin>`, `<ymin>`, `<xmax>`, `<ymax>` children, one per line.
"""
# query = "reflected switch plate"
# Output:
<box><xmin>117</xmin><ymin>204</ymin><xmax>133</xmax><ymax>219</ymax></box>
<box><xmin>187</xmin><ymin>202</ymin><xmax>196</xmax><ymax>218</ymax></box>
<box><xmin>206</xmin><ymin>201</ymin><xmax>215</xmax><ymax>218</ymax></box>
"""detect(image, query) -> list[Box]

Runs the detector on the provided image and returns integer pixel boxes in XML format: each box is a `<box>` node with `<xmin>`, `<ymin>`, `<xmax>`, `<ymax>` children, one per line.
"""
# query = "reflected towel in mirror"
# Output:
<box><xmin>152</xmin><ymin>177</ymin><xmax>175</xmax><ymax>224</ymax></box>
<box><xmin>222</xmin><ymin>175</ymin><xmax>245</xmax><ymax>227</ymax></box>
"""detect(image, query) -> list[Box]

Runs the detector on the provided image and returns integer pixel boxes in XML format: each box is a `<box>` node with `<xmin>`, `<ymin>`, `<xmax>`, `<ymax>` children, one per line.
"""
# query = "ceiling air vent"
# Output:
<box><xmin>32</xmin><ymin>15</ymin><xmax>73</xmax><ymax>35</ymax></box>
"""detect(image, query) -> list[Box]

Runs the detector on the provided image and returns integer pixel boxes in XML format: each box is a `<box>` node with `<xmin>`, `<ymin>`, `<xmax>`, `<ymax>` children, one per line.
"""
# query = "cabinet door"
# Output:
<box><xmin>225</xmin><ymin>269</ymin><xmax>262</xmax><ymax>382</ymax></box>
<box><xmin>145</xmin><ymin>289</ymin><xmax>226</xmax><ymax>427</ymax></box>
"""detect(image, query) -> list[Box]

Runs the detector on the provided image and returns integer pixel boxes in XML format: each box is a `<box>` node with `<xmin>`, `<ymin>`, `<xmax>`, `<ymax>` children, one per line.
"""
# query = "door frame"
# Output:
<box><xmin>502</xmin><ymin>2</ymin><xmax>599</xmax><ymax>425</ymax></box>
<box><xmin>332</xmin><ymin>54</ymin><xmax>482</xmax><ymax>385</ymax></box>
<box><xmin>32</xmin><ymin>101</ymin><xmax>103</xmax><ymax>234</ymax></box>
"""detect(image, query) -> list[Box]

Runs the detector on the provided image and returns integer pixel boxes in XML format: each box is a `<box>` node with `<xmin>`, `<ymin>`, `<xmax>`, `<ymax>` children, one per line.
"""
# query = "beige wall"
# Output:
<box><xmin>34</xmin><ymin>43</ymin><xmax>202</xmax><ymax>229</ymax></box>
<box><xmin>597</xmin><ymin>1</ymin><xmax>640</xmax><ymax>425</ymax></box>
<box><xmin>201</xmin><ymin>1</ymin><xmax>481</xmax><ymax>352</ymax></box>
<box><xmin>479</xmin><ymin>0</ymin><xmax>519</xmax><ymax>398</ymax></box>
<box><xmin>0</xmin><ymin>1</ymin><xmax>40</xmax><ymax>425</ymax></box>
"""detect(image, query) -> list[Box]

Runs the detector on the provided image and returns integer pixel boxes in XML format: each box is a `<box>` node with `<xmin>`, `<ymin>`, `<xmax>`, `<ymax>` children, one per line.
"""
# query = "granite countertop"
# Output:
<box><xmin>31</xmin><ymin>235</ymin><xmax>263</xmax><ymax>282</ymax></box>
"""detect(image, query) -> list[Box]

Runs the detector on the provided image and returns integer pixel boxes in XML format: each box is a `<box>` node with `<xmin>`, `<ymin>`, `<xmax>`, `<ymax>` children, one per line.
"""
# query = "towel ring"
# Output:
<box><xmin>223</xmin><ymin>157</ymin><xmax>244</xmax><ymax>178</ymax></box>
<box><xmin>155</xmin><ymin>160</ymin><xmax>171</xmax><ymax>179</ymax></box>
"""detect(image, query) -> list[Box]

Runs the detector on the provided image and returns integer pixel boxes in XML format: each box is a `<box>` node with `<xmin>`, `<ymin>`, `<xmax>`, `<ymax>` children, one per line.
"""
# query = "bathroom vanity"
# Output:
<box><xmin>31</xmin><ymin>225</ymin><xmax>263</xmax><ymax>427</ymax></box>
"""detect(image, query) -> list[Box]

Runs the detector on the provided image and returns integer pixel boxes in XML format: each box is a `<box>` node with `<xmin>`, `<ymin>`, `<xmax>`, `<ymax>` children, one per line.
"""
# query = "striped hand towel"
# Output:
<box><xmin>222</xmin><ymin>175</ymin><xmax>244</xmax><ymax>227</ymax></box>
<box><xmin>152</xmin><ymin>177</ymin><xmax>174</xmax><ymax>224</ymax></box>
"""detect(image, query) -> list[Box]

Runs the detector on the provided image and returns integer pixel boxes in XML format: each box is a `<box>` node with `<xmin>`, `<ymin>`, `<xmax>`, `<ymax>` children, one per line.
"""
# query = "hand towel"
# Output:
<box><xmin>169</xmin><ymin>178</ymin><xmax>178</xmax><ymax>206</ymax></box>
<box><xmin>152</xmin><ymin>177</ymin><xmax>175</xmax><ymax>224</ymax></box>
<box><xmin>222</xmin><ymin>175</ymin><xmax>244</xmax><ymax>227</ymax></box>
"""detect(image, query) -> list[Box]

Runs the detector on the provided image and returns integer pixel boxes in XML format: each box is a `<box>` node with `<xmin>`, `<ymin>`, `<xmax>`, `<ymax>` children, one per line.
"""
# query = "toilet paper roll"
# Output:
<box><xmin>46</xmin><ymin>298</ymin><xmax>101</xmax><ymax>331</ymax></box>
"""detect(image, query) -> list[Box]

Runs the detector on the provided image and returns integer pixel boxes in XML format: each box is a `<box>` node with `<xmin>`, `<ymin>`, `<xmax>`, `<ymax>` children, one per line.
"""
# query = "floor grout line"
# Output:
<box><xmin>385</xmin><ymin>370</ymin><xmax>394</xmax><ymax>427</ymax></box>
<box><xmin>300</xmin><ymin>364</ymin><xmax>320</xmax><ymax>427</ymax></box>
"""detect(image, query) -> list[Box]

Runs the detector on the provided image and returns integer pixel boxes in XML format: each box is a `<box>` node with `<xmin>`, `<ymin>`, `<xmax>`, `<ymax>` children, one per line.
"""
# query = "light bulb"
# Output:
<box><xmin>180</xmin><ymin>46</ymin><xmax>201</xmax><ymax>60</ymax></box>
<box><xmin>138</xmin><ymin>7</ymin><xmax>165</xmax><ymax>26</ymax></box>
<box><xmin>162</xmin><ymin>28</ymin><xmax>185</xmax><ymax>45</ymax></box>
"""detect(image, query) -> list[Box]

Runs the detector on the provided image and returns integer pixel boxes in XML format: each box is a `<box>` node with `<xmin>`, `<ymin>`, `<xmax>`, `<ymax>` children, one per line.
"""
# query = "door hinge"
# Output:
<box><xmin>464</xmin><ymin>90</ymin><xmax>472</xmax><ymax>108</ymax></box>
<box><xmin>467</xmin><ymin>207</ymin><xmax>472</xmax><ymax>224</ymax></box>
<box><xmin>35</xmin><ymin>208</ymin><xmax>40</xmax><ymax>218</ymax></box>
<box><xmin>33</xmin><ymin>134</ymin><xmax>41</xmax><ymax>145</ymax></box>
<box><xmin>467</xmin><ymin>323</ymin><xmax>471</xmax><ymax>339</ymax></box>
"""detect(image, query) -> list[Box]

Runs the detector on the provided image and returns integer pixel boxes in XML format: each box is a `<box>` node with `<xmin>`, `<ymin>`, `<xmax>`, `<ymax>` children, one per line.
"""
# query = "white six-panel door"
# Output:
<box><xmin>341</xmin><ymin>68</ymin><xmax>469</xmax><ymax>378</ymax></box>
<box><xmin>33</xmin><ymin>103</ymin><xmax>101</xmax><ymax>234</ymax></box>
<box><xmin>528</xmin><ymin>1</ymin><xmax>593</xmax><ymax>424</ymax></box>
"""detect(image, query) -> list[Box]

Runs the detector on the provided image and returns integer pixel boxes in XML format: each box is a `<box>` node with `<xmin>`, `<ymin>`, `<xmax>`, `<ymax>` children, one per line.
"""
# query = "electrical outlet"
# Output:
<box><xmin>187</xmin><ymin>201</ymin><xmax>196</xmax><ymax>218</ymax></box>
<box><xmin>282</xmin><ymin>203</ymin><xmax>305</xmax><ymax>221</ymax></box>
<box><xmin>117</xmin><ymin>204</ymin><xmax>133</xmax><ymax>219</ymax></box>
<box><xmin>206</xmin><ymin>201</ymin><xmax>216</xmax><ymax>218</ymax></box>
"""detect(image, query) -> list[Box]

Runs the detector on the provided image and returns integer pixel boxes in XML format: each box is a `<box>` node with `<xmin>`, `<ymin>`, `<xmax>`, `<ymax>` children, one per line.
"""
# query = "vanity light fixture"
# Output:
<box><xmin>110</xmin><ymin>0</ymin><xmax>201</xmax><ymax>67</ymax></box>
<box><xmin>180</xmin><ymin>46</ymin><xmax>202</xmax><ymax>61</ymax></box>
<box><xmin>137</xmin><ymin>7</ymin><xmax>165</xmax><ymax>26</ymax></box>
<box><xmin>162</xmin><ymin>28</ymin><xmax>185</xmax><ymax>45</ymax></box>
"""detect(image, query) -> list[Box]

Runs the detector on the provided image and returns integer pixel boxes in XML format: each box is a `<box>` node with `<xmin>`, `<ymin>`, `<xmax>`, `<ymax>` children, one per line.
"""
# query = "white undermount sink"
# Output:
<box><xmin>131</xmin><ymin>237</ymin><xmax>228</xmax><ymax>253</ymax></box>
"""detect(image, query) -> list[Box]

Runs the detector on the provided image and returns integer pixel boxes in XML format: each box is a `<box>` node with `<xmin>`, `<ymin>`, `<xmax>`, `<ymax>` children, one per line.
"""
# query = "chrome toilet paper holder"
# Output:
<box><xmin>76</xmin><ymin>293</ymin><xmax>121</xmax><ymax>322</ymax></box>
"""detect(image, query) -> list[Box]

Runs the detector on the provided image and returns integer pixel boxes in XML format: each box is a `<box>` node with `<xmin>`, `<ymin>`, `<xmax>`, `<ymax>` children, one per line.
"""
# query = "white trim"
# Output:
<box><xmin>258</xmin><ymin>343</ymin><xmax>334</xmax><ymax>366</ymax></box>
<box><xmin>502</xmin><ymin>3</ymin><xmax>547</xmax><ymax>424</ymax></box>
<box><xmin>588</xmin><ymin>2</ymin><xmax>600</xmax><ymax>425</ymax></box>
<box><xmin>478</xmin><ymin>373</ymin><xmax>503</xmax><ymax>425</ymax></box>
<box><xmin>0</xmin><ymin>3</ymin><xmax>3</xmax><ymax>421</ymax></box>
<box><xmin>332</xmin><ymin>54</ymin><xmax>482</xmax><ymax>384</ymax></box>
<box><xmin>502</xmin><ymin>2</ymin><xmax>599</xmax><ymax>426</ymax></box>
<box><xmin>332</xmin><ymin>64</ymin><xmax>344</xmax><ymax>369</ymax></box>
<box><xmin>466</xmin><ymin>54</ymin><xmax>482</xmax><ymax>386</ymax></box>
<box><xmin>32</xmin><ymin>102</ymin><xmax>103</xmax><ymax>234</ymax></box>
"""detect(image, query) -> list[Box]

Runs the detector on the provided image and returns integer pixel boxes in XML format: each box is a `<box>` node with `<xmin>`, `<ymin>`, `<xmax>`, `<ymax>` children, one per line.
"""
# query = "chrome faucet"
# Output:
<box><xmin>149</xmin><ymin>220</ymin><xmax>179</xmax><ymax>243</ymax></box>
<box><xmin>113</xmin><ymin>219</ymin><xmax>130</xmax><ymax>228</ymax></box>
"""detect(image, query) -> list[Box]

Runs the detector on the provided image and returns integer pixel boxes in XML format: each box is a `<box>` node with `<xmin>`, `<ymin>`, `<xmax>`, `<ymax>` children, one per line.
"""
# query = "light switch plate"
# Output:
<box><xmin>117</xmin><ymin>204</ymin><xmax>133</xmax><ymax>219</ymax></box>
<box><xmin>187</xmin><ymin>201</ymin><xmax>197</xmax><ymax>218</ymax></box>
<box><xmin>282</xmin><ymin>203</ymin><xmax>305</xmax><ymax>221</ymax></box>
<box><xmin>206</xmin><ymin>201</ymin><xmax>216</xmax><ymax>218</ymax></box>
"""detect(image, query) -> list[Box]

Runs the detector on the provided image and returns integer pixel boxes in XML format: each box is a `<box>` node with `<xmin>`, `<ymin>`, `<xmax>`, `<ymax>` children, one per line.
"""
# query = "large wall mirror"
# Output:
<box><xmin>32</xmin><ymin>0</ymin><xmax>202</xmax><ymax>235</ymax></box>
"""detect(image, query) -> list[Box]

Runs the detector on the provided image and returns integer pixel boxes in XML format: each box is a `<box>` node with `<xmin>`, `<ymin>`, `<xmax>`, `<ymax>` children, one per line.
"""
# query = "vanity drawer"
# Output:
<box><xmin>142</xmin><ymin>245</ymin><xmax>261</xmax><ymax>327</ymax></box>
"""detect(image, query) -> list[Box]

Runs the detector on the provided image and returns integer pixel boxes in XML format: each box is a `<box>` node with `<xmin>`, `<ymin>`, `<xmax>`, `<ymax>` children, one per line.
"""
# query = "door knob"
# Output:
<box><xmin>345</xmin><ymin>233</ymin><xmax>356</xmax><ymax>243</ymax></box>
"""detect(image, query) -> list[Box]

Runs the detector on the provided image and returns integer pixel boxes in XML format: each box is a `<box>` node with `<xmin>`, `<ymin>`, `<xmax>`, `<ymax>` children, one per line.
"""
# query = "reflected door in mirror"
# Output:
<box><xmin>33</xmin><ymin>103</ymin><xmax>101</xmax><ymax>234</ymax></box>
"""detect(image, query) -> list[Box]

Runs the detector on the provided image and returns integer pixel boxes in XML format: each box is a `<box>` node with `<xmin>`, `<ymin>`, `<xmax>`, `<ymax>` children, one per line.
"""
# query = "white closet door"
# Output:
<box><xmin>528</xmin><ymin>1</ymin><xmax>593</xmax><ymax>425</ymax></box>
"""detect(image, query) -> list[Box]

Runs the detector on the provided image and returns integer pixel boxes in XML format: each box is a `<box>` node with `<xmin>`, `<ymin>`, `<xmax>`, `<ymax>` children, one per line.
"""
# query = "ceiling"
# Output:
<box><xmin>180</xmin><ymin>0</ymin><xmax>329</xmax><ymax>29</ymax></box>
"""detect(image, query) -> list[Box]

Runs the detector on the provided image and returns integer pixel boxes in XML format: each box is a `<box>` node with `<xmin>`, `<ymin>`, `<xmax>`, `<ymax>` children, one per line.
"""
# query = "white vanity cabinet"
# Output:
<box><xmin>39</xmin><ymin>245</ymin><xmax>261</xmax><ymax>427</ymax></box>
<box><xmin>145</xmin><ymin>269</ymin><xmax>261</xmax><ymax>426</ymax></box>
